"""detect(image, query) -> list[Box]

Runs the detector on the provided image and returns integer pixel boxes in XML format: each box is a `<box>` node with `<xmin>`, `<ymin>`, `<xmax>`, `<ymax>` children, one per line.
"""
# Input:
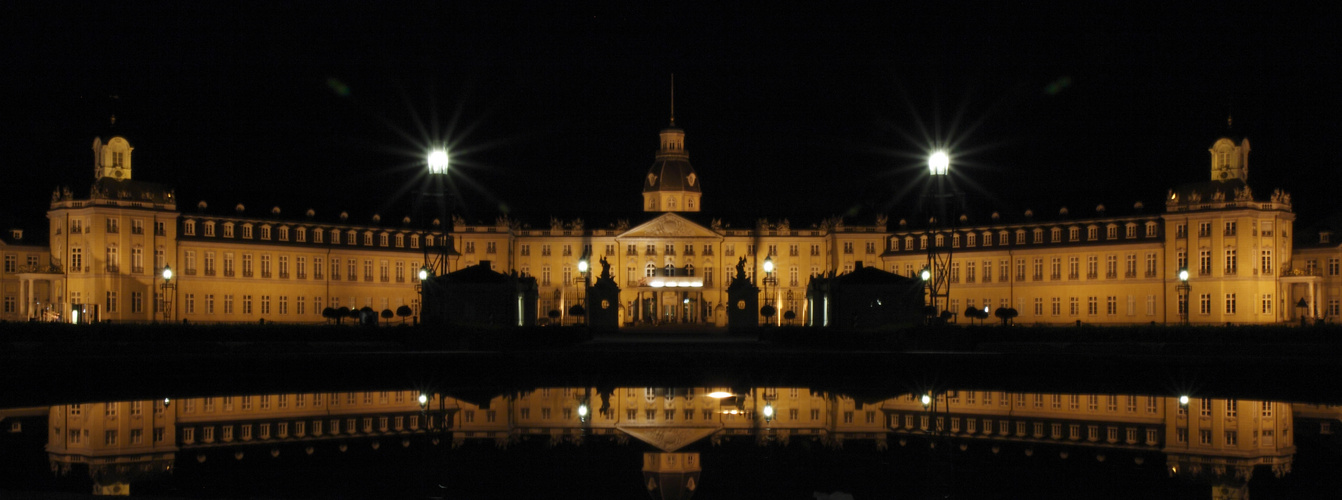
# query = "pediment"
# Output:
<box><xmin>619</xmin><ymin>213</ymin><xmax>721</xmax><ymax>239</ymax></box>
<box><xmin>617</xmin><ymin>425</ymin><xmax>721</xmax><ymax>452</ymax></box>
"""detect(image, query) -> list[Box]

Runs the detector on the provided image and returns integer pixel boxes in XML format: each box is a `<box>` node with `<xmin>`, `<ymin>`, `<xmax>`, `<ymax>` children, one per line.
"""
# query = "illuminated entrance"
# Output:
<box><xmin>631</xmin><ymin>266</ymin><xmax>709</xmax><ymax>325</ymax></box>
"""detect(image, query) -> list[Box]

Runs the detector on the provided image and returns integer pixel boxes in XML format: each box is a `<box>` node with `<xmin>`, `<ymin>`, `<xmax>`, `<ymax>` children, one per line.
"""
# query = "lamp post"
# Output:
<box><xmin>924</xmin><ymin>151</ymin><xmax>957</xmax><ymax>325</ymax></box>
<box><xmin>761</xmin><ymin>256</ymin><xmax>777</xmax><ymax>326</ymax></box>
<box><xmin>1176</xmin><ymin>267</ymin><xmax>1190</xmax><ymax>325</ymax></box>
<box><xmin>577</xmin><ymin>256</ymin><xmax>590</xmax><ymax>325</ymax></box>
<box><xmin>419</xmin><ymin>149</ymin><xmax>450</xmax><ymax>326</ymax></box>
<box><xmin>160</xmin><ymin>265</ymin><xmax>175</xmax><ymax>322</ymax></box>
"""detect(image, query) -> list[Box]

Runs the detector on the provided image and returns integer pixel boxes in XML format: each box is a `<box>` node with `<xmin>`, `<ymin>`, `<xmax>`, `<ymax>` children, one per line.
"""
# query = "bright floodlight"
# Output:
<box><xmin>418</xmin><ymin>393</ymin><xmax>429</xmax><ymax>405</ymax></box>
<box><xmin>578</xmin><ymin>259</ymin><xmax>589</xmax><ymax>273</ymax></box>
<box><xmin>427</xmin><ymin>149</ymin><xmax>450</xmax><ymax>174</ymax></box>
<box><xmin>920</xmin><ymin>268</ymin><xmax>931</xmax><ymax>281</ymax></box>
<box><xmin>762</xmin><ymin>256</ymin><xmax>774</xmax><ymax>274</ymax></box>
<box><xmin>577</xmin><ymin>404</ymin><xmax>589</xmax><ymax>417</ymax></box>
<box><xmin>928</xmin><ymin>151</ymin><xmax>950</xmax><ymax>176</ymax></box>
<box><xmin>162</xmin><ymin>265</ymin><xmax>173</xmax><ymax>281</ymax></box>
<box><xmin>920</xmin><ymin>394</ymin><xmax>932</xmax><ymax>406</ymax></box>
<box><xmin>1179</xmin><ymin>395</ymin><xmax>1190</xmax><ymax>406</ymax></box>
<box><xmin>1178</xmin><ymin>268</ymin><xmax>1189</xmax><ymax>282</ymax></box>
<box><xmin>707</xmin><ymin>391</ymin><xmax>733</xmax><ymax>399</ymax></box>
<box><xmin>762</xmin><ymin>403</ymin><xmax>774</xmax><ymax>419</ymax></box>
<box><xmin>418</xmin><ymin>267</ymin><xmax>430</xmax><ymax>281</ymax></box>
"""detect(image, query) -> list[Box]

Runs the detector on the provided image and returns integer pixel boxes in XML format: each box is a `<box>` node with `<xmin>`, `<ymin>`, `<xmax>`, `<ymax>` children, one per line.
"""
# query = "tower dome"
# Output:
<box><xmin>642</xmin><ymin>76</ymin><xmax>701</xmax><ymax>213</ymax></box>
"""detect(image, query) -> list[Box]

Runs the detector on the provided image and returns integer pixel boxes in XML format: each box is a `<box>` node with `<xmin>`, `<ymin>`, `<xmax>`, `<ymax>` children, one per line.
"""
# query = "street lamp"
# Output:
<box><xmin>160</xmin><ymin>264</ymin><xmax>175</xmax><ymax>322</ymax></box>
<box><xmin>762</xmin><ymin>402</ymin><xmax>774</xmax><ymax>423</ymax></box>
<box><xmin>419</xmin><ymin>149</ymin><xmax>451</xmax><ymax>326</ymax></box>
<box><xmin>761</xmin><ymin>256</ymin><xmax>777</xmax><ymax>325</ymax></box>
<box><xmin>427</xmin><ymin>149</ymin><xmax>450</xmax><ymax>175</ymax></box>
<box><xmin>1176</xmin><ymin>267</ymin><xmax>1190</xmax><ymax>325</ymax></box>
<box><xmin>928</xmin><ymin>151</ymin><xmax>950</xmax><ymax>176</ymax></box>
<box><xmin>923</xmin><ymin>150</ymin><xmax>957</xmax><ymax>325</ymax></box>
<box><xmin>577</xmin><ymin>403</ymin><xmax>590</xmax><ymax>423</ymax></box>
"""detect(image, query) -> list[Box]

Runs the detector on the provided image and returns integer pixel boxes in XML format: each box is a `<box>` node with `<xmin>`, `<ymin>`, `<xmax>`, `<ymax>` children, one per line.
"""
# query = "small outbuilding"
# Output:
<box><xmin>805</xmin><ymin>261</ymin><xmax>924</xmax><ymax>328</ymax></box>
<box><xmin>422</xmin><ymin>261</ymin><xmax>539</xmax><ymax>327</ymax></box>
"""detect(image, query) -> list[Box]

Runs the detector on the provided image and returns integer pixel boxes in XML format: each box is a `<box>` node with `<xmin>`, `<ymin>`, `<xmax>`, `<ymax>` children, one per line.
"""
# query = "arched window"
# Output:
<box><xmin>645</xmin><ymin>263</ymin><xmax>656</xmax><ymax>277</ymax></box>
<box><xmin>686</xmin><ymin>264</ymin><xmax>695</xmax><ymax>276</ymax></box>
<box><xmin>665</xmin><ymin>264</ymin><xmax>675</xmax><ymax>276</ymax></box>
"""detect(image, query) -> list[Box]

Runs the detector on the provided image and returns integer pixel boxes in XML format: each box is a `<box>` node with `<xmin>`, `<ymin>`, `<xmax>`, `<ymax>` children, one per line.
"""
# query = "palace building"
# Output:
<box><xmin>3</xmin><ymin>110</ymin><xmax>1338</xmax><ymax>326</ymax></box>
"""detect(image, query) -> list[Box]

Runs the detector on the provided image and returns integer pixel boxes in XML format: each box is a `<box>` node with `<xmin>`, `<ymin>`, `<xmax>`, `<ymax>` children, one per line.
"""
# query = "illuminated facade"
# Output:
<box><xmin>12</xmin><ymin>115</ymin><xmax>1331</xmax><ymax>326</ymax></box>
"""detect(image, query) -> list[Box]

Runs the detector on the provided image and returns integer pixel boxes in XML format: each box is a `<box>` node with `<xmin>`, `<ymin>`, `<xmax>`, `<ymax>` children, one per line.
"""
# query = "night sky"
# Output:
<box><xmin>3</xmin><ymin>2</ymin><xmax>1340</xmax><ymax>235</ymax></box>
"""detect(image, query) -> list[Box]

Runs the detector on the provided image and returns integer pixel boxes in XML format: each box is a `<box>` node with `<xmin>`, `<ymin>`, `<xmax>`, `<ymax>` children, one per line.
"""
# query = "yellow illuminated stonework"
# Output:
<box><xmin>13</xmin><ymin>122</ymin><xmax>1329</xmax><ymax>326</ymax></box>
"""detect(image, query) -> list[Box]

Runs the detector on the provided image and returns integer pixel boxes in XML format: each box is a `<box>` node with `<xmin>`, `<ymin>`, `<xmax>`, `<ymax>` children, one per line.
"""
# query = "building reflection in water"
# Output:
<box><xmin>11</xmin><ymin>387</ymin><xmax>1331</xmax><ymax>498</ymax></box>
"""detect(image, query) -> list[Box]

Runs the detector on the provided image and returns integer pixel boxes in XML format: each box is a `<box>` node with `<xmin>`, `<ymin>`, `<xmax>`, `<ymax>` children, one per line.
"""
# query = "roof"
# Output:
<box><xmin>643</xmin><ymin>157</ymin><xmax>701</xmax><ymax>193</ymax></box>
<box><xmin>91</xmin><ymin>178</ymin><xmax>175</xmax><ymax>205</ymax></box>
<box><xmin>441</xmin><ymin>261</ymin><xmax>516</xmax><ymax>284</ymax></box>
<box><xmin>827</xmin><ymin>263</ymin><xmax>919</xmax><ymax>286</ymax></box>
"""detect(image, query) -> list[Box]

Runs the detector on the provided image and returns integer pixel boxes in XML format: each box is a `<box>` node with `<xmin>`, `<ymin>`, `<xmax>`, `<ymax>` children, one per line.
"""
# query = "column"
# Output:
<box><xmin>20</xmin><ymin>279</ymin><xmax>29</xmax><ymax>319</ymax></box>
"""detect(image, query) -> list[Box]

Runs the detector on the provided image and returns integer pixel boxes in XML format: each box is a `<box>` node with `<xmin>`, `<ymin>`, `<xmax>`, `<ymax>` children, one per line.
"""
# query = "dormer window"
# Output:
<box><xmin>184</xmin><ymin>220</ymin><xmax>196</xmax><ymax>236</ymax></box>
<box><xmin>1323</xmin><ymin>231</ymin><xmax>1333</xmax><ymax>244</ymax></box>
<box><xmin>241</xmin><ymin>225</ymin><xmax>253</xmax><ymax>239</ymax></box>
<box><xmin>379</xmin><ymin>233</ymin><xmax>389</xmax><ymax>247</ymax></box>
<box><xmin>294</xmin><ymin>227</ymin><xmax>305</xmax><ymax>242</ymax></box>
<box><xmin>204</xmin><ymin>222</ymin><xmax>215</xmax><ymax>237</ymax></box>
<box><xmin>222</xmin><ymin>223</ymin><xmax>234</xmax><ymax>238</ymax></box>
<box><xmin>259</xmin><ymin>226</ymin><xmax>271</xmax><ymax>240</ymax></box>
<box><xmin>1051</xmin><ymin>228</ymin><xmax>1062</xmax><ymax>243</ymax></box>
<box><xmin>10</xmin><ymin>229</ymin><xmax>22</xmax><ymax>241</ymax></box>
<box><xmin>277</xmin><ymin>227</ymin><xmax>288</xmax><ymax>241</ymax></box>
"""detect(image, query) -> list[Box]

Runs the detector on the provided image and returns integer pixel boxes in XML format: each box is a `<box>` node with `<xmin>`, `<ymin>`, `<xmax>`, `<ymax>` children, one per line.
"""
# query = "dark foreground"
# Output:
<box><xmin>4</xmin><ymin>322</ymin><xmax>1342</xmax><ymax>407</ymax></box>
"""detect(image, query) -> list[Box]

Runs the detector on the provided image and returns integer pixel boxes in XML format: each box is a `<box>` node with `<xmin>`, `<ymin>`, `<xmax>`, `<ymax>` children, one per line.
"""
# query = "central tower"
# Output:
<box><xmin>642</xmin><ymin>76</ymin><xmax>701</xmax><ymax>213</ymax></box>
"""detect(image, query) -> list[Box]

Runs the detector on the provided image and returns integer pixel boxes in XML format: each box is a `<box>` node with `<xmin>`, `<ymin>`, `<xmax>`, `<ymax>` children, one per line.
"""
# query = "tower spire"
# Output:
<box><xmin>669</xmin><ymin>73</ymin><xmax>675</xmax><ymax>126</ymax></box>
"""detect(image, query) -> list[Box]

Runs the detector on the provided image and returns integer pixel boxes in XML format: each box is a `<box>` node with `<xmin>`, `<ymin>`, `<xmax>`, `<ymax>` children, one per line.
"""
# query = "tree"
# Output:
<box><xmin>783</xmin><ymin>310</ymin><xmax>796</xmax><ymax>325</ymax></box>
<box><xmin>321</xmin><ymin>307</ymin><xmax>337</xmax><ymax>324</ymax></box>
<box><xmin>994</xmin><ymin>307</ymin><xmax>1019</xmax><ymax>326</ymax></box>
<box><xmin>395</xmin><ymin>305</ymin><xmax>413</xmax><ymax>325</ymax></box>
<box><xmin>336</xmin><ymin>307</ymin><xmax>352</xmax><ymax>325</ymax></box>
<box><xmin>380</xmin><ymin>309</ymin><xmax>394</xmax><ymax>325</ymax></box>
<box><xmin>359</xmin><ymin>306</ymin><xmax>375</xmax><ymax>326</ymax></box>
<box><xmin>547</xmin><ymin>309</ymin><xmax>561</xmax><ymax>325</ymax></box>
<box><xmin>760</xmin><ymin>304</ymin><xmax>777</xmax><ymax>323</ymax></box>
